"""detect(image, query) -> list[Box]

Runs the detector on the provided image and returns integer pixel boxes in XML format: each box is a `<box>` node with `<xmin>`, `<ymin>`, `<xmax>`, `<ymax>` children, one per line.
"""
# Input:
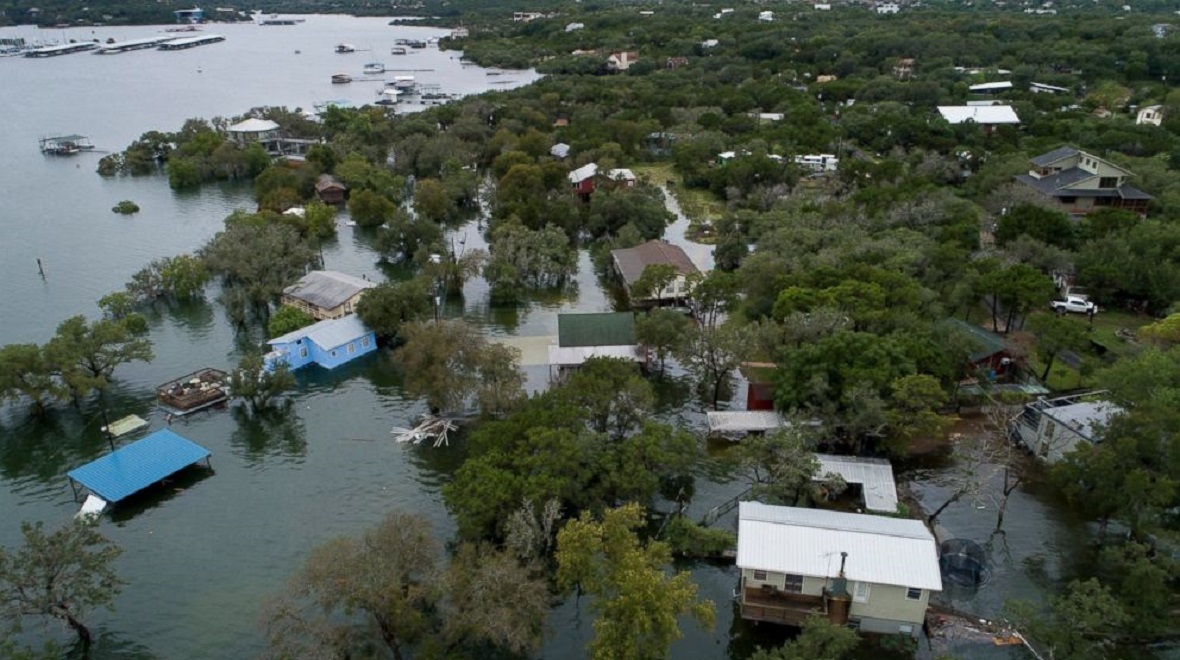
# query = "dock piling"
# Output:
<box><xmin>37</xmin><ymin>258</ymin><xmax>44</xmax><ymax>277</ymax></box>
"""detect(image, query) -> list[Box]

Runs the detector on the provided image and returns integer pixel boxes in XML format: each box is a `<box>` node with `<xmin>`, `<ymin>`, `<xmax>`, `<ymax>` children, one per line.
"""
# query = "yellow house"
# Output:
<box><xmin>736</xmin><ymin>502</ymin><xmax>942</xmax><ymax>637</ymax></box>
<box><xmin>281</xmin><ymin>271</ymin><xmax>375</xmax><ymax>321</ymax></box>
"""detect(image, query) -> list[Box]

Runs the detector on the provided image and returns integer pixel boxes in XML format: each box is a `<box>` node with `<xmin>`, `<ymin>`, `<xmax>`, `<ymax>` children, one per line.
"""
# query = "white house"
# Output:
<box><xmin>565</xmin><ymin>22</ymin><xmax>584</xmax><ymax>32</ymax></box>
<box><xmin>736</xmin><ymin>503</ymin><xmax>942</xmax><ymax>636</ymax></box>
<box><xmin>759</xmin><ymin>10</ymin><xmax>775</xmax><ymax>21</ymax></box>
<box><xmin>1137</xmin><ymin>104</ymin><xmax>1164</xmax><ymax>126</ymax></box>
<box><xmin>876</xmin><ymin>2</ymin><xmax>901</xmax><ymax>14</ymax></box>
<box><xmin>937</xmin><ymin>105</ymin><xmax>1021</xmax><ymax>129</ymax></box>
<box><xmin>227</xmin><ymin>118</ymin><xmax>279</xmax><ymax>145</ymax></box>
<box><xmin>1010</xmin><ymin>393</ymin><xmax>1124</xmax><ymax>464</ymax></box>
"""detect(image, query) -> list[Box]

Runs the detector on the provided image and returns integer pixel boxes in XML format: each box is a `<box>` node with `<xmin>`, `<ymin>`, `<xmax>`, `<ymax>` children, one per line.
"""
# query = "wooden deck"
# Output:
<box><xmin>740</xmin><ymin>587</ymin><xmax>826</xmax><ymax>626</ymax></box>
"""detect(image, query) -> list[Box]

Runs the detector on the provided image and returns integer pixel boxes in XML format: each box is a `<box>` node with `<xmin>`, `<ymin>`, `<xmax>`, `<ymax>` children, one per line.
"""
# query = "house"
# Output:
<box><xmin>565</xmin><ymin>22</ymin><xmax>584</xmax><ymax>32</ymax></box>
<box><xmin>701</xmin><ymin>39</ymin><xmax>720</xmax><ymax>49</ymax></box>
<box><xmin>1137</xmin><ymin>104</ymin><xmax>1164</xmax><ymax>126</ymax></box>
<box><xmin>550</xmin><ymin>143</ymin><xmax>571</xmax><ymax>159</ymax></box>
<box><xmin>281</xmin><ymin>270</ymin><xmax>376</xmax><ymax>321</ymax></box>
<box><xmin>606</xmin><ymin>51</ymin><xmax>639</xmax><ymax>72</ymax></box>
<box><xmin>548</xmin><ymin>312</ymin><xmax>641</xmax><ymax>371</ymax></box>
<box><xmin>968</xmin><ymin>81</ymin><xmax>1013</xmax><ymax>94</ymax></box>
<box><xmin>449</xmin><ymin>27</ymin><xmax>469</xmax><ymax>39</ymax></box>
<box><xmin>568</xmin><ymin>162</ymin><xmax>599</xmax><ymax>196</ymax></box>
<box><xmin>1010</xmin><ymin>393</ymin><xmax>1124</xmax><ymax>463</ymax></box>
<box><xmin>227</xmin><ymin>118</ymin><xmax>279</xmax><ymax>145</ymax></box>
<box><xmin>876</xmin><ymin>2</ymin><xmax>900</xmax><ymax>13</ymax></box>
<box><xmin>314</xmin><ymin>174</ymin><xmax>348</xmax><ymax>205</ymax></box>
<box><xmin>266</xmin><ymin>314</ymin><xmax>377</xmax><ymax>371</ymax></box>
<box><xmin>610</xmin><ymin>239</ymin><xmax>700</xmax><ymax>305</ymax></box>
<box><xmin>606</xmin><ymin>168</ymin><xmax>637</xmax><ymax>188</ymax></box>
<box><xmin>736</xmin><ymin>502</ymin><xmax>941</xmax><ymax>635</ymax></box>
<box><xmin>937</xmin><ymin>105</ymin><xmax>1020</xmax><ymax>132</ymax></box>
<box><xmin>666</xmin><ymin>56</ymin><xmax>689</xmax><ymax>69</ymax></box>
<box><xmin>1014</xmin><ymin>146</ymin><xmax>1152</xmax><ymax>216</ymax></box>
<box><xmin>512</xmin><ymin>12</ymin><xmax>546</xmax><ymax>22</ymax></box>
<box><xmin>174</xmin><ymin>7</ymin><xmax>204</xmax><ymax>23</ymax></box>
<box><xmin>814</xmin><ymin>4</ymin><xmax>832</xmax><ymax>10</ymax></box>
<box><xmin>795</xmin><ymin>154</ymin><xmax>839</xmax><ymax>173</ymax></box>
<box><xmin>948</xmin><ymin>319</ymin><xmax>1016</xmax><ymax>381</ymax></box>
<box><xmin>758</xmin><ymin>10</ymin><xmax>775</xmax><ymax>21</ymax></box>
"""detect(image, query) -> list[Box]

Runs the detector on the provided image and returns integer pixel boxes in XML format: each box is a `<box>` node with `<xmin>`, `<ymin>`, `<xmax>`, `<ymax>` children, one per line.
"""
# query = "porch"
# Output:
<box><xmin>740</xmin><ymin>586</ymin><xmax>827</xmax><ymax>626</ymax></box>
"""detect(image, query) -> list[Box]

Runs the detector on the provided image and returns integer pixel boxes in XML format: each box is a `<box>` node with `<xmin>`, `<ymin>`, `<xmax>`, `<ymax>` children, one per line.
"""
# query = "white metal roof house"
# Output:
<box><xmin>736</xmin><ymin>502</ymin><xmax>941</xmax><ymax>636</ymax></box>
<box><xmin>814</xmin><ymin>455</ymin><xmax>899</xmax><ymax>513</ymax></box>
<box><xmin>1137</xmin><ymin>104</ymin><xmax>1164</xmax><ymax>126</ymax></box>
<box><xmin>936</xmin><ymin>105</ymin><xmax>1021</xmax><ymax>129</ymax></box>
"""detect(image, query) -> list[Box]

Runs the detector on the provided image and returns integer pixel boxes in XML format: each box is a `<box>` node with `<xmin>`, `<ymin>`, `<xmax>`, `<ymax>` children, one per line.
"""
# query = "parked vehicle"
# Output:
<box><xmin>1051</xmin><ymin>295</ymin><xmax>1097</xmax><ymax>315</ymax></box>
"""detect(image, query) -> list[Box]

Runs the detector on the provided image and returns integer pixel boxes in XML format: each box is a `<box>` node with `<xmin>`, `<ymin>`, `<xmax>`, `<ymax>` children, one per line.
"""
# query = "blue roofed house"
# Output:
<box><xmin>266</xmin><ymin>314</ymin><xmax>377</xmax><ymax>371</ymax></box>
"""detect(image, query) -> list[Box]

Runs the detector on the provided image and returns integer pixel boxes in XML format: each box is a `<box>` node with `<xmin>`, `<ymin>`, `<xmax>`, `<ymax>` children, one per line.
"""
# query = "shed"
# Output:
<box><xmin>315</xmin><ymin>174</ymin><xmax>348</xmax><ymax>204</ymax></box>
<box><xmin>707</xmin><ymin>411</ymin><xmax>787</xmax><ymax>437</ymax></box>
<box><xmin>946</xmin><ymin>318</ymin><xmax>1015</xmax><ymax>378</ymax></box>
<box><xmin>569</xmin><ymin>162</ymin><xmax>599</xmax><ymax>195</ymax></box>
<box><xmin>67</xmin><ymin>429</ymin><xmax>212</xmax><ymax>504</ymax></box>
<box><xmin>814</xmin><ymin>455</ymin><xmax>899</xmax><ymax>513</ymax></box>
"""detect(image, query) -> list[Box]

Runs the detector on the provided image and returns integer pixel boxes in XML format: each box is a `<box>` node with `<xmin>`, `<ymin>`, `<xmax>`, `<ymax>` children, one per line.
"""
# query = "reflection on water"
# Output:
<box><xmin>107</xmin><ymin>465</ymin><xmax>216</xmax><ymax>524</ymax></box>
<box><xmin>228</xmin><ymin>406</ymin><xmax>308</xmax><ymax>465</ymax></box>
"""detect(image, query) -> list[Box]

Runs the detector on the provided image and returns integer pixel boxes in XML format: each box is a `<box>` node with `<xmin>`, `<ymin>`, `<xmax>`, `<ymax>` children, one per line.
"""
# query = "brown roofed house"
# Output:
<box><xmin>610</xmin><ymin>239</ymin><xmax>700</xmax><ymax>306</ymax></box>
<box><xmin>315</xmin><ymin>174</ymin><xmax>348</xmax><ymax>205</ymax></box>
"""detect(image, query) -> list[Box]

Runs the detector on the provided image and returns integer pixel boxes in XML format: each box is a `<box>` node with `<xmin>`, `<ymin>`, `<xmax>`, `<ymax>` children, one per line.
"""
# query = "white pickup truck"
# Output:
<box><xmin>1050</xmin><ymin>295</ymin><xmax>1097</xmax><ymax>315</ymax></box>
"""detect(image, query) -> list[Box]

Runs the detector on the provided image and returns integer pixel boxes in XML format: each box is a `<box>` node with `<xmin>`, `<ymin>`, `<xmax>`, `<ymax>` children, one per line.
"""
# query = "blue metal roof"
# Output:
<box><xmin>67</xmin><ymin>429</ymin><xmax>211</xmax><ymax>503</ymax></box>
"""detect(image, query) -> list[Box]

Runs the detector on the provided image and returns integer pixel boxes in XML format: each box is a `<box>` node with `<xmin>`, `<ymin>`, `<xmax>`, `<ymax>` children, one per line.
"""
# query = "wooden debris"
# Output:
<box><xmin>391</xmin><ymin>415</ymin><xmax>457</xmax><ymax>447</ymax></box>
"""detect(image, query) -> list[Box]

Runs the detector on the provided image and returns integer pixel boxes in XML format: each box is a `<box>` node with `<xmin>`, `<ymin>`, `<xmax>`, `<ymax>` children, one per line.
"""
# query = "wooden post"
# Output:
<box><xmin>37</xmin><ymin>258</ymin><xmax>45</xmax><ymax>277</ymax></box>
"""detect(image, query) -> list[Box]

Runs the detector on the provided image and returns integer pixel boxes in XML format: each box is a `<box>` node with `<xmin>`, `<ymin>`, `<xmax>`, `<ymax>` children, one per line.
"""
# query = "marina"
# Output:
<box><xmin>95</xmin><ymin>36</ymin><xmax>176</xmax><ymax>54</ymax></box>
<box><xmin>158</xmin><ymin>34</ymin><xmax>225</xmax><ymax>51</ymax></box>
<box><xmin>23</xmin><ymin>41</ymin><xmax>98</xmax><ymax>57</ymax></box>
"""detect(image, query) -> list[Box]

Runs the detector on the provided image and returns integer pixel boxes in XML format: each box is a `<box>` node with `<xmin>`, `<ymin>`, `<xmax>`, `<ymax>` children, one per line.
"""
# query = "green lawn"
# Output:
<box><xmin>1028</xmin><ymin>308</ymin><xmax>1154</xmax><ymax>391</ymax></box>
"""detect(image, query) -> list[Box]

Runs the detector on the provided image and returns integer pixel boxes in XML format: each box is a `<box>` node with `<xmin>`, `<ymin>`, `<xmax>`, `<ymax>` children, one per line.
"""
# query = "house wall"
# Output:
<box><xmin>1033</xmin><ymin>415</ymin><xmax>1089</xmax><ymax>463</ymax></box>
<box><xmin>653</xmin><ymin>274</ymin><xmax>691</xmax><ymax>302</ymax></box>
<box><xmin>311</xmin><ymin>332</ymin><xmax>377</xmax><ymax>370</ymax></box>
<box><xmin>281</xmin><ymin>292</ymin><xmax>367</xmax><ymax>321</ymax></box>
<box><xmin>740</xmin><ymin>569</ymin><xmax>929</xmax><ymax>635</ymax></box>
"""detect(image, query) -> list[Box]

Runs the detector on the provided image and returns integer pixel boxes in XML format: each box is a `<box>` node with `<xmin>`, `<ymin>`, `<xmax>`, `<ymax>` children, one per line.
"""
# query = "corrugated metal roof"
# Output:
<box><xmin>269</xmin><ymin>314</ymin><xmax>372</xmax><ymax>350</ymax></box>
<box><xmin>557</xmin><ymin>312</ymin><xmax>636</xmax><ymax>347</ymax></box>
<box><xmin>946</xmin><ymin>319</ymin><xmax>1008</xmax><ymax>363</ymax></box>
<box><xmin>1041</xmin><ymin>400</ymin><xmax>1124</xmax><ymax>442</ymax></box>
<box><xmin>67</xmin><ymin>429</ymin><xmax>212</xmax><ymax>503</ymax></box>
<box><xmin>737</xmin><ymin>502</ymin><xmax>942</xmax><ymax>591</ymax></box>
<box><xmin>815</xmin><ymin>455</ymin><xmax>899</xmax><ymax>513</ymax></box>
<box><xmin>228</xmin><ymin>118</ymin><xmax>279</xmax><ymax>133</ymax></box>
<box><xmin>937</xmin><ymin>105</ymin><xmax>1021</xmax><ymax>124</ymax></box>
<box><xmin>282</xmin><ymin>271</ymin><xmax>373</xmax><ymax>310</ymax></box>
<box><xmin>968</xmin><ymin>81</ymin><xmax>1013</xmax><ymax>91</ymax></box>
<box><xmin>568</xmin><ymin>162</ymin><xmax>598</xmax><ymax>183</ymax></box>
<box><xmin>610</xmin><ymin>240</ymin><xmax>700</xmax><ymax>286</ymax></box>
<box><xmin>707</xmin><ymin>411</ymin><xmax>786</xmax><ymax>433</ymax></box>
<box><xmin>548</xmin><ymin>345</ymin><xmax>641</xmax><ymax>366</ymax></box>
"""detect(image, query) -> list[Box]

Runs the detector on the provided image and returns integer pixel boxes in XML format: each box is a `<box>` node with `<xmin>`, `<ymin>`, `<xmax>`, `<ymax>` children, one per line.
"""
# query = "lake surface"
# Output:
<box><xmin>0</xmin><ymin>14</ymin><xmax>1083</xmax><ymax>660</ymax></box>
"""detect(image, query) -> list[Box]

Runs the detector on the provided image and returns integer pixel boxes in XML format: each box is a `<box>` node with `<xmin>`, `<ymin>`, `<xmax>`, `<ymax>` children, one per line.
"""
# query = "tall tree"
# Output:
<box><xmin>45</xmin><ymin>316</ymin><xmax>153</xmax><ymax>398</ymax></box>
<box><xmin>0</xmin><ymin>520</ymin><xmax>124</xmax><ymax>650</ymax></box>
<box><xmin>0</xmin><ymin>344</ymin><xmax>65</xmax><ymax>414</ymax></box>
<box><xmin>396</xmin><ymin>320</ymin><xmax>523</xmax><ymax>415</ymax></box>
<box><xmin>675</xmin><ymin>321</ymin><xmax>750</xmax><ymax>410</ymax></box>
<box><xmin>738</xmin><ymin>428</ymin><xmax>820</xmax><ymax>506</ymax></box>
<box><xmin>556</xmin><ymin>504</ymin><xmax>714</xmax><ymax>660</ymax></box>
<box><xmin>1027</xmin><ymin>313</ymin><xmax>1088</xmax><ymax>382</ymax></box>
<box><xmin>355</xmin><ymin>278</ymin><xmax>432</xmax><ymax>341</ymax></box>
<box><xmin>635</xmin><ymin>309</ymin><xmax>692</xmax><ymax>373</ymax></box>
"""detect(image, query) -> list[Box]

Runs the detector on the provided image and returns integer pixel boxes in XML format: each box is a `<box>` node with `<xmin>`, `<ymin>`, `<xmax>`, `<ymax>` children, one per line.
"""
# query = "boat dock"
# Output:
<box><xmin>96</xmin><ymin>36</ymin><xmax>176</xmax><ymax>54</ymax></box>
<box><xmin>39</xmin><ymin>134</ymin><xmax>95</xmax><ymax>155</ymax></box>
<box><xmin>156</xmin><ymin>367</ymin><xmax>229</xmax><ymax>416</ymax></box>
<box><xmin>67</xmin><ymin>428</ymin><xmax>213</xmax><ymax>509</ymax></box>
<box><xmin>158</xmin><ymin>35</ymin><xmax>225</xmax><ymax>51</ymax></box>
<box><xmin>24</xmin><ymin>42</ymin><xmax>98</xmax><ymax>58</ymax></box>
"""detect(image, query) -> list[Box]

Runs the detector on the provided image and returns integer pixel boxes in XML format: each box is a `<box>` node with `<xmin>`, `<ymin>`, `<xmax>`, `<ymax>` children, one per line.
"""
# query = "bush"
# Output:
<box><xmin>112</xmin><ymin>200</ymin><xmax>140</xmax><ymax>214</ymax></box>
<box><xmin>663</xmin><ymin>516</ymin><xmax>736</xmax><ymax>558</ymax></box>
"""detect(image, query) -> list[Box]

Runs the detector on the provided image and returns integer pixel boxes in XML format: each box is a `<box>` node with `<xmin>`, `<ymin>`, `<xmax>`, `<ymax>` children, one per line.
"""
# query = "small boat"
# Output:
<box><xmin>335</xmin><ymin>43</ymin><xmax>356</xmax><ymax>53</ymax></box>
<box><xmin>390</xmin><ymin>46</ymin><xmax>407</xmax><ymax>55</ymax></box>
<box><xmin>407</xmin><ymin>39</ymin><xmax>427</xmax><ymax>49</ymax></box>
<box><xmin>331</xmin><ymin>73</ymin><xmax>352</xmax><ymax>84</ymax></box>
<box><xmin>363</xmin><ymin>61</ymin><xmax>385</xmax><ymax>74</ymax></box>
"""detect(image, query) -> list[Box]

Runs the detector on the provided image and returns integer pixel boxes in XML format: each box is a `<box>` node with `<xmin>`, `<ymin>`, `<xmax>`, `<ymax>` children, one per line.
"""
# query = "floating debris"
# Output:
<box><xmin>391</xmin><ymin>415</ymin><xmax>457</xmax><ymax>447</ymax></box>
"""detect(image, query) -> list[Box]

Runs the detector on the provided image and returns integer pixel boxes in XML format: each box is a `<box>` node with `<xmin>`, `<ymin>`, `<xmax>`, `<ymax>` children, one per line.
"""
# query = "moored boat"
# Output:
<box><xmin>335</xmin><ymin>43</ymin><xmax>356</xmax><ymax>53</ymax></box>
<box><xmin>390</xmin><ymin>46</ymin><xmax>407</xmax><ymax>55</ymax></box>
<box><xmin>331</xmin><ymin>73</ymin><xmax>353</xmax><ymax>84</ymax></box>
<box><xmin>362</xmin><ymin>61</ymin><xmax>385</xmax><ymax>74</ymax></box>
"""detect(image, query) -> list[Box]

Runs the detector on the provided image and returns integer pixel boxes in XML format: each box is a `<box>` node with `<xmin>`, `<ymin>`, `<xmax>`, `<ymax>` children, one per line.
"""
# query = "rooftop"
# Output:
<box><xmin>269</xmin><ymin>314</ymin><xmax>372</xmax><ymax>350</ymax></box>
<box><xmin>814</xmin><ymin>455</ymin><xmax>899</xmax><ymax>513</ymax></box>
<box><xmin>557</xmin><ymin>312</ymin><xmax>636</xmax><ymax>347</ymax></box>
<box><xmin>946</xmin><ymin>319</ymin><xmax>1009</xmax><ymax>363</ymax></box>
<box><xmin>228</xmin><ymin>118</ymin><xmax>279</xmax><ymax>133</ymax></box>
<box><xmin>937</xmin><ymin>105</ymin><xmax>1021</xmax><ymax>125</ymax></box>
<box><xmin>569</xmin><ymin>162</ymin><xmax>598</xmax><ymax>183</ymax></box>
<box><xmin>67</xmin><ymin>429</ymin><xmax>212</xmax><ymax>503</ymax></box>
<box><xmin>1041</xmin><ymin>400</ymin><xmax>1124</xmax><ymax>441</ymax></box>
<box><xmin>282</xmin><ymin>271</ymin><xmax>374</xmax><ymax>310</ymax></box>
<box><xmin>610</xmin><ymin>239</ymin><xmax>701</xmax><ymax>286</ymax></box>
<box><xmin>1029</xmin><ymin>146</ymin><xmax>1080</xmax><ymax>167</ymax></box>
<box><xmin>737</xmin><ymin>502</ymin><xmax>942</xmax><ymax>591</ymax></box>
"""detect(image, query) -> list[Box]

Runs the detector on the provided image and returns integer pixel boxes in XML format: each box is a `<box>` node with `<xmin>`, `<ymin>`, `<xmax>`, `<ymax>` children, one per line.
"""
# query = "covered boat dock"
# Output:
<box><xmin>67</xmin><ymin>429</ymin><xmax>212</xmax><ymax>508</ymax></box>
<box><xmin>814</xmin><ymin>454</ymin><xmax>899</xmax><ymax>513</ymax></box>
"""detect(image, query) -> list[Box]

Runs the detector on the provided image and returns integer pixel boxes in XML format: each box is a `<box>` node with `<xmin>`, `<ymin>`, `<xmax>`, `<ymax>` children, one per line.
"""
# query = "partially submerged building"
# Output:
<box><xmin>266</xmin><ymin>314</ymin><xmax>377</xmax><ymax>371</ymax></box>
<box><xmin>281</xmin><ymin>270</ymin><xmax>375</xmax><ymax>321</ymax></box>
<box><xmin>1010</xmin><ymin>392</ymin><xmax>1124</xmax><ymax>463</ymax></box>
<box><xmin>548</xmin><ymin>312</ymin><xmax>642</xmax><ymax>372</ymax></box>
<box><xmin>610</xmin><ymin>239</ymin><xmax>700</xmax><ymax>306</ymax></box>
<box><xmin>736</xmin><ymin>502</ymin><xmax>941</xmax><ymax>636</ymax></box>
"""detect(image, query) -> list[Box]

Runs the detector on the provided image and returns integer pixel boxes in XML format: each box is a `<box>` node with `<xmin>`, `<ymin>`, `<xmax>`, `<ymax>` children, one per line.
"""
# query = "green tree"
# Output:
<box><xmin>635</xmin><ymin>309</ymin><xmax>692</xmax><ymax>372</ymax></box>
<box><xmin>738</xmin><ymin>428</ymin><xmax>820</xmax><ymax>506</ymax></box>
<box><xmin>0</xmin><ymin>520</ymin><xmax>124</xmax><ymax>650</ymax></box>
<box><xmin>0</xmin><ymin>344</ymin><xmax>64</xmax><ymax>414</ymax></box>
<box><xmin>201</xmin><ymin>222</ymin><xmax>318</xmax><ymax>318</ymax></box>
<box><xmin>229</xmin><ymin>353</ymin><xmax>296</xmax><ymax>413</ymax></box>
<box><xmin>483</xmin><ymin>219</ymin><xmax>576</xmax><ymax>302</ymax></box>
<box><xmin>885</xmin><ymin>374</ymin><xmax>952</xmax><ymax>456</ymax></box>
<box><xmin>1139</xmin><ymin>313</ymin><xmax>1180</xmax><ymax>345</ymax></box>
<box><xmin>1027</xmin><ymin>313</ymin><xmax>1088</xmax><ymax>382</ymax></box>
<box><xmin>396</xmin><ymin>320</ymin><xmax>523</xmax><ymax>415</ymax></box>
<box><xmin>1006</xmin><ymin>579</ymin><xmax>1129</xmax><ymax>660</ymax></box>
<box><xmin>557</xmin><ymin>357</ymin><xmax>654</xmax><ymax>441</ymax></box>
<box><xmin>675</xmin><ymin>321</ymin><xmax>750</xmax><ymax>410</ymax></box>
<box><xmin>632</xmin><ymin>264</ymin><xmax>679</xmax><ymax>303</ymax></box>
<box><xmin>994</xmin><ymin>203</ymin><xmax>1075</xmax><ymax>249</ymax></box>
<box><xmin>45</xmin><ymin>316</ymin><xmax>153</xmax><ymax>397</ymax></box>
<box><xmin>355</xmin><ymin>278</ymin><xmax>432</xmax><ymax>341</ymax></box>
<box><xmin>412</xmin><ymin>177</ymin><xmax>456</xmax><ymax>224</ymax></box>
<box><xmin>348</xmin><ymin>188</ymin><xmax>397</xmax><ymax>228</ymax></box>
<box><xmin>978</xmin><ymin>263</ymin><xmax>1055</xmax><ymax>333</ymax></box>
<box><xmin>267</xmin><ymin>305</ymin><xmax>316</xmax><ymax>339</ymax></box>
<box><xmin>556</xmin><ymin>504</ymin><xmax>714</xmax><ymax>660</ymax></box>
<box><xmin>751</xmin><ymin>614</ymin><xmax>860</xmax><ymax>660</ymax></box>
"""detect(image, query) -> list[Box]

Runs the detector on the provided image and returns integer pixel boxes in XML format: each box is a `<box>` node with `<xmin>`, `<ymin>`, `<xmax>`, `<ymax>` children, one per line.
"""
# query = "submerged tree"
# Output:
<box><xmin>396</xmin><ymin>320</ymin><xmax>524</xmax><ymax>416</ymax></box>
<box><xmin>45</xmin><ymin>315</ymin><xmax>153</xmax><ymax>399</ymax></box>
<box><xmin>355</xmin><ymin>278</ymin><xmax>433</xmax><ymax>341</ymax></box>
<box><xmin>751</xmin><ymin>614</ymin><xmax>860</xmax><ymax>660</ymax></box>
<box><xmin>556</xmin><ymin>503</ymin><xmax>714</xmax><ymax>660</ymax></box>
<box><xmin>0</xmin><ymin>520</ymin><xmax>124</xmax><ymax>650</ymax></box>
<box><xmin>229</xmin><ymin>353</ymin><xmax>296</xmax><ymax>413</ymax></box>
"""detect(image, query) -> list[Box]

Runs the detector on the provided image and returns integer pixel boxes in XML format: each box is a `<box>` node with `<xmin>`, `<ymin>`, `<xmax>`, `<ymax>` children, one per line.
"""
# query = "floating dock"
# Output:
<box><xmin>24</xmin><ymin>42</ymin><xmax>98</xmax><ymax>58</ymax></box>
<box><xmin>39</xmin><ymin>134</ymin><xmax>95</xmax><ymax>155</ymax></box>
<box><xmin>95</xmin><ymin>36</ymin><xmax>176</xmax><ymax>54</ymax></box>
<box><xmin>156</xmin><ymin>367</ymin><xmax>229</xmax><ymax>416</ymax></box>
<box><xmin>158</xmin><ymin>35</ymin><xmax>225</xmax><ymax>51</ymax></box>
<box><xmin>67</xmin><ymin>429</ymin><xmax>213</xmax><ymax>505</ymax></box>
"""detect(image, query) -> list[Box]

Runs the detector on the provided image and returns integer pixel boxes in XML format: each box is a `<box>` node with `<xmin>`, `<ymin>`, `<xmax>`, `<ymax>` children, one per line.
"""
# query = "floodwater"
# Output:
<box><xmin>0</xmin><ymin>14</ymin><xmax>1086</xmax><ymax>660</ymax></box>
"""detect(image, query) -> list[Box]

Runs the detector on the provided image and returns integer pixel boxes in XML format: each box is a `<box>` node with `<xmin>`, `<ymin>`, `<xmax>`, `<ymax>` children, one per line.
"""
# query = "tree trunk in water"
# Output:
<box><xmin>65</xmin><ymin>612</ymin><xmax>92</xmax><ymax>649</ymax></box>
<box><xmin>928</xmin><ymin>489</ymin><xmax>964</xmax><ymax>526</ymax></box>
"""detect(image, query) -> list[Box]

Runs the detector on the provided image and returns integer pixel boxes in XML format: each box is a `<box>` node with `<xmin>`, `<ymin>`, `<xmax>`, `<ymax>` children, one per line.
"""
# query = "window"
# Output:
<box><xmin>348</xmin><ymin>343</ymin><xmax>356</xmax><ymax>355</ymax></box>
<box><xmin>905</xmin><ymin>587</ymin><xmax>922</xmax><ymax>601</ymax></box>
<box><xmin>1099</xmin><ymin>177</ymin><xmax>1118</xmax><ymax>188</ymax></box>
<box><xmin>362</xmin><ymin>336</ymin><xmax>371</xmax><ymax>348</ymax></box>
<box><xmin>1059</xmin><ymin>196</ymin><xmax>1076</xmax><ymax>204</ymax></box>
<box><xmin>783</xmin><ymin>574</ymin><xmax>804</xmax><ymax>594</ymax></box>
<box><xmin>331</xmin><ymin>350</ymin><xmax>337</xmax><ymax>357</ymax></box>
<box><xmin>299</xmin><ymin>347</ymin><xmax>309</xmax><ymax>359</ymax></box>
<box><xmin>853</xmin><ymin>581</ymin><xmax>871</xmax><ymax>603</ymax></box>
<box><xmin>753</xmin><ymin>570</ymin><xmax>767</xmax><ymax>581</ymax></box>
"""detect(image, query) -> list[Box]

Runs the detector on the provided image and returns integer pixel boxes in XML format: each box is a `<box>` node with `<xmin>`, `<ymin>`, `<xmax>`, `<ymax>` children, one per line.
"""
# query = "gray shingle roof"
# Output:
<box><xmin>283</xmin><ymin>271</ymin><xmax>374</xmax><ymax>310</ymax></box>
<box><xmin>1029</xmin><ymin>146</ymin><xmax>1080</xmax><ymax>167</ymax></box>
<box><xmin>610</xmin><ymin>239</ymin><xmax>700</xmax><ymax>286</ymax></box>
